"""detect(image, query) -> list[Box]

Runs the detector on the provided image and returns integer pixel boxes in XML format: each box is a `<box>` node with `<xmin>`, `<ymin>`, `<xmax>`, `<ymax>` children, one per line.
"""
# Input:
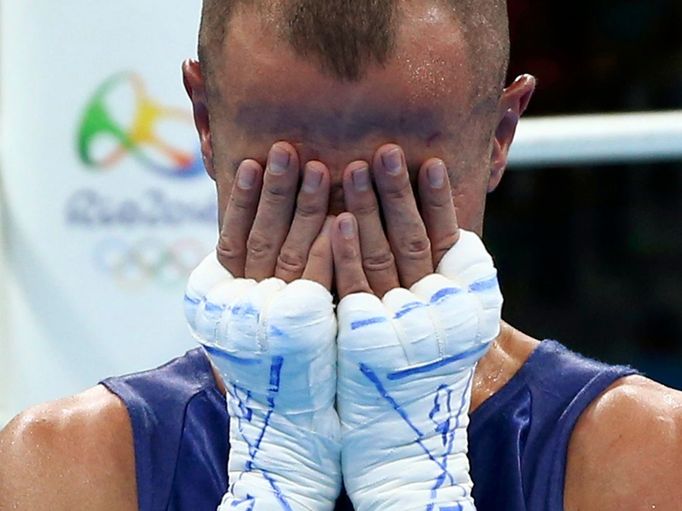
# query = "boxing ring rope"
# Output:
<box><xmin>509</xmin><ymin>110</ymin><xmax>682</xmax><ymax>167</ymax></box>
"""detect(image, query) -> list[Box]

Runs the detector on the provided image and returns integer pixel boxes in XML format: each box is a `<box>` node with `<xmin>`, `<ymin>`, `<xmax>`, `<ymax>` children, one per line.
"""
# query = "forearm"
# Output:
<box><xmin>185</xmin><ymin>252</ymin><xmax>341</xmax><ymax>510</ymax></box>
<box><xmin>330</xmin><ymin>148</ymin><xmax>501</xmax><ymax>511</ymax></box>
<box><xmin>337</xmin><ymin>236</ymin><xmax>500</xmax><ymax>510</ymax></box>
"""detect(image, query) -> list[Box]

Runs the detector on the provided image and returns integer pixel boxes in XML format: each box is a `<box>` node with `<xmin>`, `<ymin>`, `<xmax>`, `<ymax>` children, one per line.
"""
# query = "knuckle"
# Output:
<box><xmin>230</xmin><ymin>192</ymin><xmax>255</xmax><ymax>212</ymax></box>
<box><xmin>262</xmin><ymin>184</ymin><xmax>293</xmax><ymax>204</ymax></box>
<box><xmin>400</xmin><ymin>235</ymin><xmax>432</xmax><ymax>259</ymax></box>
<box><xmin>246</xmin><ymin>233</ymin><xmax>275</xmax><ymax>260</ymax></box>
<box><xmin>433</xmin><ymin>233</ymin><xmax>459</xmax><ymax>254</ymax></box>
<box><xmin>384</xmin><ymin>181</ymin><xmax>413</xmax><ymax>201</ymax></box>
<box><xmin>295</xmin><ymin>200</ymin><xmax>324</xmax><ymax>220</ymax></box>
<box><xmin>352</xmin><ymin>201</ymin><xmax>380</xmax><ymax>218</ymax></box>
<box><xmin>424</xmin><ymin>194</ymin><xmax>451</xmax><ymax>209</ymax></box>
<box><xmin>276</xmin><ymin>249</ymin><xmax>307</xmax><ymax>275</ymax></box>
<box><xmin>217</xmin><ymin>239</ymin><xmax>244</xmax><ymax>265</ymax></box>
<box><xmin>362</xmin><ymin>249</ymin><xmax>396</xmax><ymax>273</ymax></box>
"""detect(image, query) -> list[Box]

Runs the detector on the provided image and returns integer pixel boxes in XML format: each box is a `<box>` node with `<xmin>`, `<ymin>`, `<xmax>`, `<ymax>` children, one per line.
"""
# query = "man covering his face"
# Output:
<box><xmin>1</xmin><ymin>2</ymin><xmax>682</xmax><ymax>510</ymax></box>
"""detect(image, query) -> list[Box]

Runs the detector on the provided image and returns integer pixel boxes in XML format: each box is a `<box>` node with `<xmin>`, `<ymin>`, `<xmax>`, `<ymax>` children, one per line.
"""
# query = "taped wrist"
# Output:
<box><xmin>185</xmin><ymin>253</ymin><xmax>341</xmax><ymax>511</ymax></box>
<box><xmin>337</xmin><ymin>231</ymin><xmax>503</xmax><ymax>511</ymax></box>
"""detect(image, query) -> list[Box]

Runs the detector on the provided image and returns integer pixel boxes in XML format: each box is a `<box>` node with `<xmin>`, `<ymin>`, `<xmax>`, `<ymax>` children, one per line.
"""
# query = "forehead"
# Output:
<box><xmin>212</xmin><ymin>1</ymin><xmax>480</xmax><ymax>159</ymax></box>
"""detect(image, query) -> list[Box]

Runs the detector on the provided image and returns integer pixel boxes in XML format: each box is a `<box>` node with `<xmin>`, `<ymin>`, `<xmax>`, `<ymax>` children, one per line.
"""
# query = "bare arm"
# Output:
<box><xmin>0</xmin><ymin>385</ymin><xmax>138</xmax><ymax>511</ymax></box>
<box><xmin>565</xmin><ymin>375</ymin><xmax>682</xmax><ymax>510</ymax></box>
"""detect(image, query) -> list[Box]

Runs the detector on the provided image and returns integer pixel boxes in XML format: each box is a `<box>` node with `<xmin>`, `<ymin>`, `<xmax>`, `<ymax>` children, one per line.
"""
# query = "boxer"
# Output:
<box><xmin>2</xmin><ymin>1</ymin><xmax>681</xmax><ymax>509</ymax></box>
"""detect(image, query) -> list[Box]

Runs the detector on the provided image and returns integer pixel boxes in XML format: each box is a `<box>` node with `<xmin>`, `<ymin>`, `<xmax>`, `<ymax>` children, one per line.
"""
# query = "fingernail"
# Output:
<box><xmin>237</xmin><ymin>162</ymin><xmax>257</xmax><ymax>190</ymax></box>
<box><xmin>352</xmin><ymin>165</ymin><xmax>370</xmax><ymax>192</ymax></box>
<box><xmin>339</xmin><ymin>216</ymin><xmax>356</xmax><ymax>240</ymax></box>
<box><xmin>428</xmin><ymin>161</ymin><xmax>446</xmax><ymax>189</ymax></box>
<box><xmin>268</xmin><ymin>145</ymin><xmax>290</xmax><ymax>175</ymax></box>
<box><xmin>381</xmin><ymin>147</ymin><xmax>403</xmax><ymax>175</ymax></box>
<box><xmin>303</xmin><ymin>166</ymin><xmax>323</xmax><ymax>193</ymax></box>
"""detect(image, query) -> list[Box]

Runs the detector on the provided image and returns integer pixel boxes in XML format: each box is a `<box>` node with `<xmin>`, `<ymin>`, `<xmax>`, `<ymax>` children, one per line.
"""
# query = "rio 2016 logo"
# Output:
<box><xmin>77</xmin><ymin>72</ymin><xmax>203</xmax><ymax>179</ymax></box>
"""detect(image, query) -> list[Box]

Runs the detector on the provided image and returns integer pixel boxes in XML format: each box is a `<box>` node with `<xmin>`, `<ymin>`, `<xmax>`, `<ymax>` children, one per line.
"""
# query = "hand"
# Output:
<box><xmin>332</xmin><ymin>145</ymin><xmax>503</xmax><ymax>510</ymax></box>
<box><xmin>185</xmin><ymin>142</ymin><xmax>341</xmax><ymax>511</ymax></box>
<box><xmin>331</xmin><ymin>144</ymin><xmax>459</xmax><ymax>298</ymax></box>
<box><xmin>217</xmin><ymin>141</ymin><xmax>333</xmax><ymax>287</ymax></box>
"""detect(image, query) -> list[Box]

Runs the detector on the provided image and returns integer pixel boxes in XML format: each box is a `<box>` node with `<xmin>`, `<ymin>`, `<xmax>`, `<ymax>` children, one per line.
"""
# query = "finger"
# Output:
<box><xmin>372</xmin><ymin>144</ymin><xmax>433</xmax><ymax>288</ymax></box>
<box><xmin>331</xmin><ymin>213</ymin><xmax>372</xmax><ymax>299</ymax></box>
<box><xmin>302</xmin><ymin>216</ymin><xmax>334</xmax><ymax>290</ymax></box>
<box><xmin>245</xmin><ymin>142</ymin><xmax>300</xmax><ymax>281</ymax></box>
<box><xmin>276</xmin><ymin>161</ymin><xmax>331</xmax><ymax>282</ymax></box>
<box><xmin>343</xmin><ymin>161</ymin><xmax>399</xmax><ymax>297</ymax></box>
<box><xmin>217</xmin><ymin>160</ymin><xmax>264</xmax><ymax>277</ymax></box>
<box><xmin>418</xmin><ymin>158</ymin><xmax>460</xmax><ymax>268</ymax></box>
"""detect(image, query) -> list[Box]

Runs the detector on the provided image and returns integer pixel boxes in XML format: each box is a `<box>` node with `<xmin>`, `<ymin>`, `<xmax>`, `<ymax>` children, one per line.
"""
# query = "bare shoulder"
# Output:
<box><xmin>0</xmin><ymin>385</ymin><xmax>137</xmax><ymax>511</ymax></box>
<box><xmin>565</xmin><ymin>375</ymin><xmax>682</xmax><ymax>511</ymax></box>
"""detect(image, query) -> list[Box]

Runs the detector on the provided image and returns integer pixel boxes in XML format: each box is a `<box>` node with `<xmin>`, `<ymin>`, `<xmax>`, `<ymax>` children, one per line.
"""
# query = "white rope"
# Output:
<box><xmin>510</xmin><ymin>110</ymin><xmax>682</xmax><ymax>167</ymax></box>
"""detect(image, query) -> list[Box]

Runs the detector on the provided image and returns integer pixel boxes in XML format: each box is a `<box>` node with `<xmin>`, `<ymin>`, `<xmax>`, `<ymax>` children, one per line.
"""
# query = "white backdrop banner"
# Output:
<box><xmin>0</xmin><ymin>1</ymin><xmax>215</xmax><ymax>422</ymax></box>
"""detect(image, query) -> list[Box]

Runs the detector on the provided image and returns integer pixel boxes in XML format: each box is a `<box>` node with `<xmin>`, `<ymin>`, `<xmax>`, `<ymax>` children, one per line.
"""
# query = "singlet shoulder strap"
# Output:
<box><xmin>100</xmin><ymin>349</ymin><xmax>216</xmax><ymax>511</ymax></box>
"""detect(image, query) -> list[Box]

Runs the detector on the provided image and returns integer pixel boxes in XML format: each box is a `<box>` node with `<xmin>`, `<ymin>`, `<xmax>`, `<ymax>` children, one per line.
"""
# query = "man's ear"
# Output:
<box><xmin>488</xmin><ymin>74</ymin><xmax>536</xmax><ymax>192</ymax></box>
<box><xmin>182</xmin><ymin>59</ymin><xmax>216</xmax><ymax>180</ymax></box>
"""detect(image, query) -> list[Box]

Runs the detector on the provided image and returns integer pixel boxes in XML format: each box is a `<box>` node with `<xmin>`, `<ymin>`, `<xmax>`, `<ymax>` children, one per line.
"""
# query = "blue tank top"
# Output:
<box><xmin>101</xmin><ymin>341</ymin><xmax>637</xmax><ymax>511</ymax></box>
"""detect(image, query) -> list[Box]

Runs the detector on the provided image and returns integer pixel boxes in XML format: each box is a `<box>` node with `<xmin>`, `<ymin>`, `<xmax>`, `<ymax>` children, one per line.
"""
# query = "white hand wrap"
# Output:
<box><xmin>337</xmin><ymin>231</ymin><xmax>503</xmax><ymax>511</ymax></box>
<box><xmin>185</xmin><ymin>254</ymin><xmax>342</xmax><ymax>511</ymax></box>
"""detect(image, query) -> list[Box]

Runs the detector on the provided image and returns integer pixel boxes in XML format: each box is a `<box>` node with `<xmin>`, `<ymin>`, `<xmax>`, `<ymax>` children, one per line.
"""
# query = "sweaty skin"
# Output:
<box><xmin>2</xmin><ymin>1</ymin><xmax>682</xmax><ymax>510</ymax></box>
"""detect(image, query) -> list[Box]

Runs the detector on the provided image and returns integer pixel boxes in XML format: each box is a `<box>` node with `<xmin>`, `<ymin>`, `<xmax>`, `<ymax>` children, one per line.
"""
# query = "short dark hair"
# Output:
<box><xmin>199</xmin><ymin>0</ymin><xmax>509</xmax><ymax>99</ymax></box>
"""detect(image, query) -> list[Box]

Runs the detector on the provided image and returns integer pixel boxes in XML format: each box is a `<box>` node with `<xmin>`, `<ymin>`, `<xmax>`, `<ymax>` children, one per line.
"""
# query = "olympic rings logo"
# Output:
<box><xmin>77</xmin><ymin>72</ymin><xmax>204</xmax><ymax>179</ymax></box>
<box><xmin>93</xmin><ymin>237</ymin><xmax>209</xmax><ymax>290</ymax></box>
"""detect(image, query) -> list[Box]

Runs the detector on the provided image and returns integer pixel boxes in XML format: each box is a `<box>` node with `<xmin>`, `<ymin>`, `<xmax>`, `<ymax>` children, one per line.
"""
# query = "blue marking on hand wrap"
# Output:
<box><xmin>231</xmin><ymin>383</ymin><xmax>259</xmax><ymax>458</ymax></box>
<box><xmin>269</xmin><ymin>356</ymin><xmax>284</xmax><ymax>393</ymax></box>
<box><xmin>184</xmin><ymin>294</ymin><xmax>201</xmax><ymax>306</ymax></box>
<box><xmin>205</xmin><ymin>302</ymin><xmax>226</xmax><ymax>313</ymax></box>
<box><xmin>386</xmin><ymin>343</ymin><xmax>489</xmax><ymax>380</ymax></box>
<box><xmin>232</xmin><ymin>303</ymin><xmax>260</xmax><ymax>319</ymax></box>
<box><xmin>262</xmin><ymin>470</ymin><xmax>294</xmax><ymax>511</ymax></box>
<box><xmin>230</xmin><ymin>493</ymin><xmax>255</xmax><ymax>510</ymax></box>
<box><xmin>429</xmin><ymin>385</ymin><xmax>454</xmax><ymax>447</ymax></box>
<box><xmin>203</xmin><ymin>344</ymin><xmax>262</xmax><ymax>366</ymax></box>
<box><xmin>350</xmin><ymin>285</ymin><xmax>475</xmax><ymax>331</ymax></box>
<box><xmin>253</xmin><ymin>357</ymin><xmax>284</xmax><ymax>453</ymax></box>
<box><xmin>430</xmin><ymin>287</ymin><xmax>461</xmax><ymax>304</ymax></box>
<box><xmin>394</xmin><ymin>301</ymin><xmax>427</xmax><ymax>319</ymax></box>
<box><xmin>269</xmin><ymin>325</ymin><xmax>285</xmax><ymax>337</ymax></box>
<box><xmin>359</xmin><ymin>363</ymin><xmax>424</xmax><ymax>438</ymax></box>
<box><xmin>425</xmin><ymin>371</ymin><xmax>474</xmax><ymax>510</ymax></box>
<box><xmin>359</xmin><ymin>363</ymin><xmax>454</xmax><ymax>481</ymax></box>
<box><xmin>229</xmin><ymin>356</ymin><xmax>293</xmax><ymax>511</ymax></box>
<box><xmin>468</xmin><ymin>275</ymin><xmax>498</xmax><ymax>293</ymax></box>
<box><xmin>359</xmin><ymin>362</ymin><xmax>477</xmax><ymax>509</ymax></box>
<box><xmin>351</xmin><ymin>317</ymin><xmax>388</xmax><ymax>330</ymax></box>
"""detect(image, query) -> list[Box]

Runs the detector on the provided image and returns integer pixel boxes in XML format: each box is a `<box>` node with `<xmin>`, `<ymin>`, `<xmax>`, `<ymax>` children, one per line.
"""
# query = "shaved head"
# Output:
<box><xmin>199</xmin><ymin>0</ymin><xmax>510</xmax><ymax>104</ymax></box>
<box><xmin>186</xmin><ymin>0</ymin><xmax>532</xmax><ymax>234</ymax></box>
